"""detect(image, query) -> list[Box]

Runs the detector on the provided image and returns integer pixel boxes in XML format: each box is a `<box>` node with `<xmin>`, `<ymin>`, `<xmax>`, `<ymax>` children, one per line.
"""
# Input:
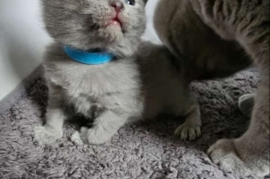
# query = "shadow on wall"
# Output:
<box><xmin>0</xmin><ymin>0</ymin><xmax>51</xmax><ymax>100</ymax></box>
<box><xmin>1</xmin><ymin>0</ymin><xmax>51</xmax><ymax>78</ymax></box>
<box><xmin>6</xmin><ymin>34</ymin><xmax>41</xmax><ymax>79</ymax></box>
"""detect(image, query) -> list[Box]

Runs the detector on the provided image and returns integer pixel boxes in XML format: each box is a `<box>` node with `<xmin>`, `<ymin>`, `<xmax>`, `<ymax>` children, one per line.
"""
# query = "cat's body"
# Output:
<box><xmin>138</xmin><ymin>43</ymin><xmax>201</xmax><ymax>140</ymax></box>
<box><xmin>34</xmin><ymin>0</ymin><xmax>147</xmax><ymax>145</ymax></box>
<box><xmin>153</xmin><ymin>0</ymin><xmax>269</xmax><ymax>176</ymax></box>
<box><xmin>34</xmin><ymin>0</ymin><xmax>201</xmax><ymax>145</ymax></box>
<box><xmin>154</xmin><ymin>0</ymin><xmax>252</xmax><ymax>81</ymax></box>
<box><xmin>41</xmin><ymin>43</ymin><xmax>144</xmax><ymax>144</ymax></box>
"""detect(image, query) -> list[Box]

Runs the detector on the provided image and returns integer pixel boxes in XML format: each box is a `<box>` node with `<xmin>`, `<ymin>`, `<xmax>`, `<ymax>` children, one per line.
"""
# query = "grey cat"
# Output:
<box><xmin>153</xmin><ymin>0</ymin><xmax>269</xmax><ymax>177</ymax></box>
<box><xmin>34</xmin><ymin>0</ymin><xmax>146</xmax><ymax>145</ymax></box>
<box><xmin>34</xmin><ymin>0</ymin><xmax>201</xmax><ymax>145</ymax></box>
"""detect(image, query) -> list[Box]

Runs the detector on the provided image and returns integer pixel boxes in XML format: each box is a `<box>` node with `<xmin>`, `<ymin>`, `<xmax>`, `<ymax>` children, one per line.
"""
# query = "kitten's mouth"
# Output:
<box><xmin>106</xmin><ymin>14</ymin><xmax>122</xmax><ymax>28</ymax></box>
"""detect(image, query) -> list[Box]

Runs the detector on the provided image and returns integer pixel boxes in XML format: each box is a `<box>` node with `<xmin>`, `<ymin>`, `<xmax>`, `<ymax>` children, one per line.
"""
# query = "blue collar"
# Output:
<box><xmin>64</xmin><ymin>46</ymin><xmax>115</xmax><ymax>65</ymax></box>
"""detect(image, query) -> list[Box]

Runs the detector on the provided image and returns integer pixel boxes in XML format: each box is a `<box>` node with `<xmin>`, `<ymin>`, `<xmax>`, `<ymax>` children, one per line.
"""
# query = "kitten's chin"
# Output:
<box><xmin>103</xmin><ymin>24</ymin><xmax>123</xmax><ymax>42</ymax></box>
<box><xmin>107</xmin><ymin>19</ymin><xmax>122</xmax><ymax>27</ymax></box>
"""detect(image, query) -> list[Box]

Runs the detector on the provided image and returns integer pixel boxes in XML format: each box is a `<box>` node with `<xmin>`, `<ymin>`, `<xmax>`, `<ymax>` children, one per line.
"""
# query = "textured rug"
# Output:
<box><xmin>0</xmin><ymin>70</ymin><xmax>268</xmax><ymax>179</ymax></box>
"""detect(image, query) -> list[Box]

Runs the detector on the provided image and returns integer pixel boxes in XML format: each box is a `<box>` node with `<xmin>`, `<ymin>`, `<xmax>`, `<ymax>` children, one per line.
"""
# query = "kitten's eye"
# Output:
<box><xmin>125</xmin><ymin>0</ymin><xmax>135</xmax><ymax>6</ymax></box>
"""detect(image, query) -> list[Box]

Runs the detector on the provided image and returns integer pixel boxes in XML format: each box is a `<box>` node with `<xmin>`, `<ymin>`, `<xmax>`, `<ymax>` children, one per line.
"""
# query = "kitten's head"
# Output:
<box><xmin>42</xmin><ymin>0</ymin><xmax>147</xmax><ymax>57</ymax></box>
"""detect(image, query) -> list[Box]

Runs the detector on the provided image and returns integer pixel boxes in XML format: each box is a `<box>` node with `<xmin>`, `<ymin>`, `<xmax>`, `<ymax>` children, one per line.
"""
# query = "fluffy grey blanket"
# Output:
<box><xmin>0</xmin><ymin>71</ymin><xmax>267</xmax><ymax>179</ymax></box>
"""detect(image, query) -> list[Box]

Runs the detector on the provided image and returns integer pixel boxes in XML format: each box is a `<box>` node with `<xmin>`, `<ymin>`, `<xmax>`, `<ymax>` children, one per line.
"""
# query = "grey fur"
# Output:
<box><xmin>34</xmin><ymin>0</ymin><xmax>146</xmax><ymax>145</ymax></box>
<box><xmin>154</xmin><ymin>0</ymin><xmax>269</xmax><ymax>176</ymax></box>
<box><xmin>34</xmin><ymin>0</ymin><xmax>201</xmax><ymax>146</ymax></box>
<box><xmin>137</xmin><ymin>43</ymin><xmax>201</xmax><ymax>141</ymax></box>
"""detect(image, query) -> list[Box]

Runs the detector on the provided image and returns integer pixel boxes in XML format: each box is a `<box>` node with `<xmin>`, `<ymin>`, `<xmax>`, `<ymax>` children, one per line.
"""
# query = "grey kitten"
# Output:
<box><xmin>34</xmin><ymin>0</ymin><xmax>202</xmax><ymax>145</ymax></box>
<box><xmin>154</xmin><ymin>0</ymin><xmax>269</xmax><ymax>176</ymax></box>
<box><xmin>34</xmin><ymin>0</ymin><xmax>146</xmax><ymax>145</ymax></box>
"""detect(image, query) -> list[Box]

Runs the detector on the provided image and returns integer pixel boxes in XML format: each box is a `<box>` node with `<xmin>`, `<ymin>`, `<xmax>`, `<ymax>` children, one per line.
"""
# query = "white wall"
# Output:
<box><xmin>143</xmin><ymin>0</ymin><xmax>161</xmax><ymax>44</ymax></box>
<box><xmin>0</xmin><ymin>0</ymin><xmax>51</xmax><ymax>100</ymax></box>
<box><xmin>0</xmin><ymin>0</ymin><xmax>160</xmax><ymax>101</ymax></box>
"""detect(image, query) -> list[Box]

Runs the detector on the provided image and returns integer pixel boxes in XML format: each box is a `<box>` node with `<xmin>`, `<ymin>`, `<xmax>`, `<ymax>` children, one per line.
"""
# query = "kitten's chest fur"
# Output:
<box><xmin>50</xmin><ymin>61</ymin><xmax>139</xmax><ymax>95</ymax></box>
<box><xmin>44</xmin><ymin>46</ymin><xmax>142</xmax><ymax>117</ymax></box>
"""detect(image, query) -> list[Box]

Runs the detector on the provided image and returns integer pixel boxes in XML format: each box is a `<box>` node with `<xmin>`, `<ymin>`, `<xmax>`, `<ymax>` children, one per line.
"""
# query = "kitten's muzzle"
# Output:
<box><xmin>106</xmin><ymin>7</ymin><xmax>123</xmax><ymax>28</ymax></box>
<box><xmin>110</xmin><ymin>1</ymin><xmax>124</xmax><ymax>13</ymax></box>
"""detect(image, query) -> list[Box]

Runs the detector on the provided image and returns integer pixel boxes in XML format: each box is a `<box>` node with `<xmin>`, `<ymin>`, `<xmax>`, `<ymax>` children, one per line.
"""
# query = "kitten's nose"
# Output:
<box><xmin>110</xmin><ymin>1</ymin><xmax>123</xmax><ymax>13</ymax></box>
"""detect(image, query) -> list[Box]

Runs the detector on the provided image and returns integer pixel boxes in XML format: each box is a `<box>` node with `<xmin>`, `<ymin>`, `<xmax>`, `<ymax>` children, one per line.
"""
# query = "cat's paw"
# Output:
<box><xmin>208</xmin><ymin>139</ymin><xmax>269</xmax><ymax>177</ymax></box>
<box><xmin>78</xmin><ymin>127</ymin><xmax>112</xmax><ymax>144</ymax></box>
<box><xmin>34</xmin><ymin>126</ymin><xmax>62</xmax><ymax>145</ymax></box>
<box><xmin>174</xmin><ymin>122</ymin><xmax>201</xmax><ymax>141</ymax></box>
<box><xmin>70</xmin><ymin>131</ymin><xmax>84</xmax><ymax>145</ymax></box>
<box><xmin>238</xmin><ymin>93</ymin><xmax>255</xmax><ymax>117</ymax></box>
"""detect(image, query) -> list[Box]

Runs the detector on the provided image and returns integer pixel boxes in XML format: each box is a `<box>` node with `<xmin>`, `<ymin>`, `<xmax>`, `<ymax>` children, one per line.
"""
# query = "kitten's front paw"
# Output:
<box><xmin>207</xmin><ymin>139</ymin><xmax>268</xmax><ymax>177</ymax></box>
<box><xmin>70</xmin><ymin>131</ymin><xmax>84</xmax><ymax>145</ymax></box>
<box><xmin>174</xmin><ymin>122</ymin><xmax>201</xmax><ymax>141</ymax></box>
<box><xmin>34</xmin><ymin>126</ymin><xmax>62</xmax><ymax>145</ymax></box>
<box><xmin>78</xmin><ymin>127</ymin><xmax>113</xmax><ymax>145</ymax></box>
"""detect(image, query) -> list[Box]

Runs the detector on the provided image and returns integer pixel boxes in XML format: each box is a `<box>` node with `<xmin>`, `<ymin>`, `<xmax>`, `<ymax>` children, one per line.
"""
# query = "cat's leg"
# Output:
<box><xmin>34</xmin><ymin>103</ymin><xmax>67</xmax><ymax>145</ymax></box>
<box><xmin>174</xmin><ymin>95</ymin><xmax>201</xmax><ymax>141</ymax></box>
<box><xmin>190</xmin><ymin>0</ymin><xmax>270</xmax><ymax>176</ymax></box>
<box><xmin>238</xmin><ymin>93</ymin><xmax>255</xmax><ymax>118</ymax></box>
<box><xmin>34</xmin><ymin>85</ymin><xmax>67</xmax><ymax>145</ymax></box>
<box><xmin>72</xmin><ymin>110</ymin><xmax>127</xmax><ymax>144</ymax></box>
<box><xmin>208</xmin><ymin>82</ymin><xmax>269</xmax><ymax>176</ymax></box>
